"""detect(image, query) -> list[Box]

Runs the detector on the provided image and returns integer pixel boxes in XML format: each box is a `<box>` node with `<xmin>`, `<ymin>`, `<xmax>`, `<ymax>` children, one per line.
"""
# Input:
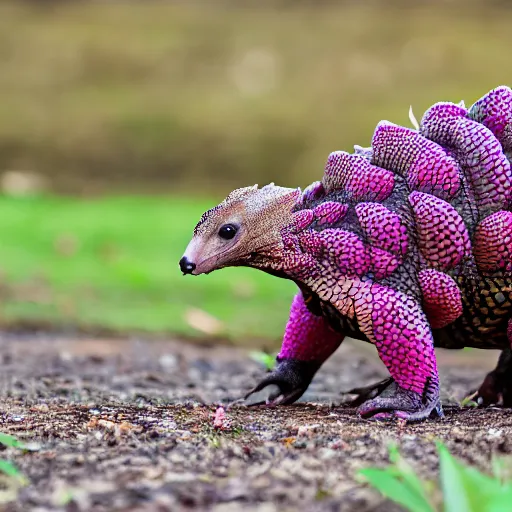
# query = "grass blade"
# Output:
<box><xmin>0</xmin><ymin>433</ymin><xmax>25</xmax><ymax>450</ymax></box>
<box><xmin>388</xmin><ymin>443</ymin><xmax>433</xmax><ymax>505</ymax></box>
<box><xmin>437</xmin><ymin>442</ymin><xmax>475</xmax><ymax>512</ymax></box>
<box><xmin>359</xmin><ymin>468</ymin><xmax>434</xmax><ymax>512</ymax></box>
<box><xmin>0</xmin><ymin>460</ymin><xmax>28</xmax><ymax>485</ymax></box>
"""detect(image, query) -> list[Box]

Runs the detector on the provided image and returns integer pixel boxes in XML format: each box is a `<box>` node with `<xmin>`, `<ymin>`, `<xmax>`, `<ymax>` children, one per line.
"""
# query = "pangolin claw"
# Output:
<box><xmin>345</xmin><ymin>377</ymin><xmax>396</xmax><ymax>406</ymax></box>
<box><xmin>244</xmin><ymin>383</ymin><xmax>305</xmax><ymax>407</ymax></box>
<box><xmin>357</xmin><ymin>385</ymin><xmax>443</xmax><ymax>422</ymax></box>
<box><xmin>470</xmin><ymin>348</ymin><xmax>512</xmax><ymax>407</ymax></box>
<box><xmin>243</xmin><ymin>358</ymin><xmax>321</xmax><ymax>407</ymax></box>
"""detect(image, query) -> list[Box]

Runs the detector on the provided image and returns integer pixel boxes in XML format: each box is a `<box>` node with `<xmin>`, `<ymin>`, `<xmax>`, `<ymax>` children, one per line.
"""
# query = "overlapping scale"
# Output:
<box><xmin>469</xmin><ymin>86</ymin><xmax>512</xmax><ymax>157</ymax></box>
<box><xmin>421</xmin><ymin>102</ymin><xmax>512</xmax><ymax>212</ymax></box>
<box><xmin>371</xmin><ymin>121</ymin><xmax>461</xmax><ymax>200</ymax></box>
<box><xmin>323</xmin><ymin>151</ymin><xmax>395</xmax><ymax>202</ymax></box>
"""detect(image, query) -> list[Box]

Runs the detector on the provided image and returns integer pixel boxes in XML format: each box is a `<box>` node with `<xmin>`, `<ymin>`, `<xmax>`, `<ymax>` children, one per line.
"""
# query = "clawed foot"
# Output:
<box><xmin>345</xmin><ymin>377</ymin><xmax>396</xmax><ymax>406</ymax></box>
<box><xmin>347</xmin><ymin>377</ymin><xmax>443</xmax><ymax>421</ymax></box>
<box><xmin>469</xmin><ymin>369</ymin><xmax>512</xmax><ymax>407</ymax></box>
<box><xmin>358</xmin><ymin>386</ymin><xmax>443</xmax><ymax>421</ymax></box>
<box><xmin>245</xmin><ymin>360</ymin><xmax>443</xmax><ymax>422</ymax></box>
<box><xmin>244</xmin><ymin>359</ymin><xmax>320</xmax><ymax>407</ymax></box>
<box><xmin>467</xmin><ymin>349</ymin><xmax>512</xmax><ymax>407</ymax></box>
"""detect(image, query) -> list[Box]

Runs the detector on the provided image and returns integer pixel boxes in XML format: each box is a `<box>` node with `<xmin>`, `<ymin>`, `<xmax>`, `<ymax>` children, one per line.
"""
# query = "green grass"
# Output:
<box><xmin>0</xmin><ymin>194</ymin><xmax>295</xmax><ymax>344</ymax></box>
<box><xmin>0</xmin><ymin>432</ymin><xmax>30</xmax><ymax>504</ymax></box>
<box><xmin>359</xmin><ymin>442</ymin><xmax>512</xmax><ymax>512</ymax></box>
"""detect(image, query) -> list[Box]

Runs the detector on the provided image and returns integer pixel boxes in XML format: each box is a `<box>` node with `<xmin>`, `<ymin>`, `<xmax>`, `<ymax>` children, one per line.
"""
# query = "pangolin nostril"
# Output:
<box><xmin>179</xmin><ymin>256</ymin><xmax>196</xmax><ymax>274</ymax></box>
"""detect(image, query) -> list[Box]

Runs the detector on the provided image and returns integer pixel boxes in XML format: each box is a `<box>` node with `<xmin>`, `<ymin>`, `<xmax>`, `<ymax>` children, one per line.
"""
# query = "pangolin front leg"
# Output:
<box><xmin>245</xmin><ymin>292</ymin><xmax>344</xmax><ymax>406</ymax></box>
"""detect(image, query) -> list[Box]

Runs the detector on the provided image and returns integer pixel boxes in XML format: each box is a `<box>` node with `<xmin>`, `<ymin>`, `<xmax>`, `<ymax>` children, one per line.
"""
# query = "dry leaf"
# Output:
<box><xmin>184</xmin><ymin>308</ymin><xmax>224</xmax><ymax>335</ymax></box>
<box><xmin>282</xmin><ymin>437</ymin><xmax>296</xmax><ymax>448</ymax></box>
<box><xmin>1</xmin><ymin>170</ymin><xmax>47</xmax><ymax>196</ymax></box>
<box><xmin>86</xmin><ymin>416</ymin><xmax>142</xmax><ymax>436</ymax></box>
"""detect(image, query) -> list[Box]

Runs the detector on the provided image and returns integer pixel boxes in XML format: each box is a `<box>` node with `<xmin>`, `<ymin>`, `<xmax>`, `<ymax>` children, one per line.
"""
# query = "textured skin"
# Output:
<box><xmin>278</xmin><ymin>293</ymin><xmax>344</xmax><ymax>362</ymax></box>
<box><xmin>183</xmin><ymin>86</ymin><xmax>512</xmax><ymax>421</ymax></box>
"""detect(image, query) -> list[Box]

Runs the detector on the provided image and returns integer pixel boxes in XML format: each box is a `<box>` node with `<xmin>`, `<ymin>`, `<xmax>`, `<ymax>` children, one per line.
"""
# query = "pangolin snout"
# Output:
<box><xmin>179</xmin><ymin>256</ymin><xmax>196</xmax><ymax>275</ymax></box>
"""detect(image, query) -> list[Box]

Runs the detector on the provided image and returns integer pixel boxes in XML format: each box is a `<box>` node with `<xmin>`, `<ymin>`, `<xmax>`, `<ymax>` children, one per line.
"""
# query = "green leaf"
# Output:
<box><xmin>362</xmin><ymin>441</ymin><xmax>512</xmax><ymax>512</ymax></box>
<box><xmin>487</xmin><ymin>486</ymin><xmax>512</xmax><ymax>512</ymax></box>
<box><xmin>437</xmin><ymin>441</ymin><xmax>512</xmax><ymax>512</ymax></box>
<box><xmin>0</xmin><ymin>432</ymin><xmax>39</xmax><ymax>452</ymax></box>
<box><xmin>463</xmin><ymin>465</ymin><xmax>502</xmax><ymax>492</ymax></box>
<box><xmin>437</xmin><ymin>442</ymin><xmax>498</xmax><ymax>512</ymax></box>
<box><xmin>249</xmin><ymin>351</ymin><xmax>276</xmax><ymax>371</ymax></box>
<box><xmin>0</xmin><ymin>460</ymin><xmax>28</xmax><ymax>485</ymax></box>
<box><xmin>459</xmin><ymin>392</ymin><xmax>479</xmax><ymax>408</ymax></box>
<box><xmin>389</xmin><ymin>443</ymin><xmax>432</xmax><ymax>505</ymax></box>
<box><xmin>0</xmin><ymin>433</ymin><xmax>24</xmax><ymax>450</ymax></box>
<box><xmin>358</xmin><ymin>468</ymin><xmax>434</xmax><ymax>512</ymax></box>
<box><xmin>438</xmin><ymin>442</ymin><xmax>472</xmax><ymax>512</ymax></box>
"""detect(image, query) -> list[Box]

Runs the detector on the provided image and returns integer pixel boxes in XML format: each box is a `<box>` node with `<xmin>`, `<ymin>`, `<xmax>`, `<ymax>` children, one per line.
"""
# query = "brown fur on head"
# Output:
<box><xmin>180</xmin><ymin>184</ymin><xmax>301</xmax><ymax>275</ymax></box>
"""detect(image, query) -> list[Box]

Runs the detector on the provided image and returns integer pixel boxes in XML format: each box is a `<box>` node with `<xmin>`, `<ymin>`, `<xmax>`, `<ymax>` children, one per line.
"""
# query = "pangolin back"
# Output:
<box><xmin>289</xmin><ymin>86</ymin><xmax>512</xmax><ymax>347</ymax></box>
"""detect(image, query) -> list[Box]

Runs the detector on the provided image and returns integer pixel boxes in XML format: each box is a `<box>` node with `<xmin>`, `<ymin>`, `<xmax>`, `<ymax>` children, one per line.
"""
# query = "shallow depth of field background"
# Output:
<box><xmin>0</xmin><ymin>0</ymin><xmax>511</xmax><ymax>347</ymax></box>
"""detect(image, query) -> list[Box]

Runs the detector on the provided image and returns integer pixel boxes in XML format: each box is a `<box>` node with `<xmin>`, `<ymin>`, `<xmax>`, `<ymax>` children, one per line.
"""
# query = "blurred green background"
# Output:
<box><xmin>0</xmin><ymin>0</ymin><xmax>511</xmax><ymax>346</ymax></box>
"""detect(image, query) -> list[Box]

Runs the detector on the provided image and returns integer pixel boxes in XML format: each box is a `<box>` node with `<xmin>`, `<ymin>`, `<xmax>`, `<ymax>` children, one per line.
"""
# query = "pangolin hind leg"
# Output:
<box><xmin>474</xmin><ymin>319</ymin><xmax>512</xmax><ymax>406</ymax></box>
<box><xmin>356</xmin><ymin>285</ymin><xmax>443</xmax><ymax>421</ymax></box>
<box><xmin>347</xmin><ymin>268</ymin><xmax>464</xmax><ymax>408</ymax></box>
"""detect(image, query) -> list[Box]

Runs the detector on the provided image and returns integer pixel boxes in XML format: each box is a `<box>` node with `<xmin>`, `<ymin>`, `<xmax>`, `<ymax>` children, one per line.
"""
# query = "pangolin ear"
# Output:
<box><xmin>240</xmin><ymin>184</ymin><xmax>301</xmax><ymax>222</ymax></box>
<box><xmin>224</xmin><ymin>185</ymin><xmax>259</xmax><ymax>204</ymax></box>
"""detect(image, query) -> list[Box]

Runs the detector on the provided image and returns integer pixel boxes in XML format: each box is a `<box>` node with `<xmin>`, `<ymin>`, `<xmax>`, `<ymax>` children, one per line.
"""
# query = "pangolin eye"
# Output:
<box><xmin>218</xmin><ymin>224</ymin><xmax>238</xmax><ymax>240</ymax></box>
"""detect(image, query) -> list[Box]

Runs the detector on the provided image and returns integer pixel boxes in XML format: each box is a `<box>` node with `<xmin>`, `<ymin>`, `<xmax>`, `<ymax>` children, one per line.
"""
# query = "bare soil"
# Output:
<box><xmin>0</xmin><ymin>332</ymin><xmax>510</xmax><ymax>512</ymax></box>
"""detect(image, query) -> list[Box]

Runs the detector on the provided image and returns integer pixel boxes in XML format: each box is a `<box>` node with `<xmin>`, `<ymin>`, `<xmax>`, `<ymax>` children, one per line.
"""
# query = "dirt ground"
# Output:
<box><xmin>0</xmin><ymin>332</ymin><xmax>511</xmax><ymax>512</ymax></box>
